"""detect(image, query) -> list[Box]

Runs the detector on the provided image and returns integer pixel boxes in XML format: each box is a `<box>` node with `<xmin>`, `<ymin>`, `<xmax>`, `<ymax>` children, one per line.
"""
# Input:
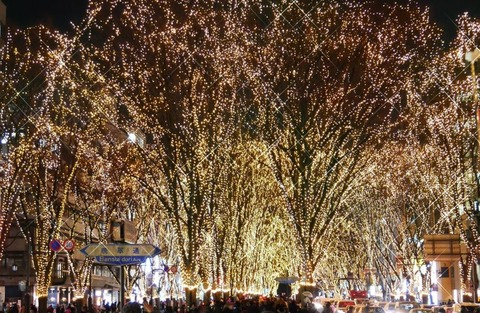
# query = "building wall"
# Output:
<box><xmin>0</xmin><ymin>0</ymin><xmax>5</xmax><ymax>30</ymax></box>
<box><xmin>0</xmin><ymin>0</ymin><xmax>5</xmax><ymax>47</ymax></box>
<box><xmin>1</xmin><ymin>220</ymin><xmax>121</xmax><ymax>309</ymax></box>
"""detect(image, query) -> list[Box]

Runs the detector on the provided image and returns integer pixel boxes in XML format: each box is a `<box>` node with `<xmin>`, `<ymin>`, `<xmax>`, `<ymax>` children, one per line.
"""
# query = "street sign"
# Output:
<box><xmin>49</xmin><ymin>239</ymin><xmax>63</xmax><ymax>252</ymax></box>
<box><xmin>79</xmin><ymin>243</ymin><xmax>161</xmax><ymax>265</ymax></box>
<box><xmin>63</xmin><ymin>239</ymin><xmax>75</xmax><ymax>251</ymax></box>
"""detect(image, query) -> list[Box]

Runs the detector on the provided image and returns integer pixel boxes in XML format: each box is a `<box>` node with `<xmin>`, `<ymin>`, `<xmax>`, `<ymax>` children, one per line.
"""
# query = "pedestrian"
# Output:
<box><xmin>287</xmin><ymin>300</ymin><xmax>297</xmax><ymax>313</ymax></box>
<box><xmin>323</xmin><ymin>303</ymin><xmax>333</xmax><ymax>313</ymax></box>
<box><xmin>143</xmin><ymin>298</ymin><xmax>153</xmax><ymax>313</ymax></box>
<box><xmin>275</xmin><ymin>299</ymin><xmax>287</xmax><ymax>313</ymax></box>
<box><xmin>122</xmin><ymin>303</ymin><xmax>141</xmax><ymax>313</ymax></box>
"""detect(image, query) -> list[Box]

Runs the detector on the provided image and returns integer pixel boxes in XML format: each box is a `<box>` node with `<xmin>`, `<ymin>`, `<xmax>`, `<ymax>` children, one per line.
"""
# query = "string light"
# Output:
<box><xmin>1</xmin><ymin>0</ymin><xmax>480</xmax><ymax>302</ymax></box>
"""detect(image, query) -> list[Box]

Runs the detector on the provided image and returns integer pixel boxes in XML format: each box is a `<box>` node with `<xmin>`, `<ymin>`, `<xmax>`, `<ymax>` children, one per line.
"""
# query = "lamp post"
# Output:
<box><xmin>11</xmin><ymin>263</ymin><xmax>23</xmax><ymax>305</ymax></box>
<box><xmin>25</xmin><ymin>244</ymin><xmax>31</xmax><ymax>313</ymax></box>
<box><xmin>11</xmin><ymin>248</ymin><xmax>32</xmax><ymax>311</ymax></box>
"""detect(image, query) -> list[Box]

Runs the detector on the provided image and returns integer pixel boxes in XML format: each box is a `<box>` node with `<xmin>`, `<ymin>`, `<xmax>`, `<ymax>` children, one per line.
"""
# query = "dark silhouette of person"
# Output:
<box><xmin>122</xmin><ymin>303</ymin><xmax>142</xmax><ymax>313</ymax></box>
<box><xmin>324</xmin><ymin>302</ymin><xmax>333</xmax><ymax>313</ymax></box>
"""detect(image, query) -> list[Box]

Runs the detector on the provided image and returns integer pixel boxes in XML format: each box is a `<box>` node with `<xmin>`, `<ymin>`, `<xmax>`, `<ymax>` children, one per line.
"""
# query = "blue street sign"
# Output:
<box><xmin>80</xmin><ymin>243</ymin><xmax>161</xmax><ymax>265</ymax></box>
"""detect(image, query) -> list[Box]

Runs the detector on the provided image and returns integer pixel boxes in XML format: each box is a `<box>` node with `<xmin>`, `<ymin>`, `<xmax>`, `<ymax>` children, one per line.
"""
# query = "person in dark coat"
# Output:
<box><xmin>123</xmin><ymin>303</ymin><xmax>141</xmax><ymax>313</ymax></box>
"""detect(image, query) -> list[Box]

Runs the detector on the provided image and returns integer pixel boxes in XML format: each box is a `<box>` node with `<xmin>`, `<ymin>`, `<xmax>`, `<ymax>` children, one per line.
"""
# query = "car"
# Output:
<box><xmin>366</xmin><ymin>306</ymin><xmax>386</xmax><ymax>313</ymax></box>
<box><xmin>313</xmin><ymin>298</ymin><xmax>343</xmax><ymax>313</ymax></box>
<box><xmin>431</xmin><ymin>307</ymin><xmax>445</xmax><ymax>313</ymax></box>
<box><xmin>395</xmin><ymin>302</ymin><xmax>421</xmax><ymax>313</ymax></box>
<box><xmin>431</xmin><ymin>305</ymin><xmax>452</xmax><ymax>313</ymax></box>
<box><xmin>451</xmin><ymin>303</ymin><xmax>480</xmax><ymax>313</ymax></box>
<box><xmin>408</xmin><ymin>308</ymin><xmax>433</xmax><ymax>313</ymax></box>
<box><xmin>383</xmin><ymin>303</ymin><xmax>396</xmax><ymax>313</ymax></box>
<box><xmin>421</xmin><ymin>306</ymin><xmax>436</xmax><ymax>311</ymax></box>
<box><xmin>336</xmin><ymin>301</ymin><xmax>356</xmax><ymax>313</ymax></box>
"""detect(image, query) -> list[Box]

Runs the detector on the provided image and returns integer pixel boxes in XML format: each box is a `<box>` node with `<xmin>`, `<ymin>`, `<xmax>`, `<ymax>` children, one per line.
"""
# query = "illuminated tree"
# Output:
<box><xmin>6</xmin><ymin>0</ymin><xmax>480</xmax><ymax>305</ymax></box>
<box><xmin>0</xmin><ymin>150</ymin><xmax>25</xmax><ymax>260</ymax></box>
<box><xmin>240</xmin><ymin>1</ymin><xmax>443</xmax><ymax>285</ymax></box>
<box><xmin>360</xmin><ymin>142</ymin><xmax>439</xmax><ymax>299</ymax></box>
<box><xmin>390</xmin><ymin>14</ymin><xmax>480</xmax><ymax>295</ymax></box>
<box><xmin>0</xmin><ymin>20</ymin><xmax>142</xmax><ymax>310</ymax></box>
<box><xmin>0</xmin><ymin>26</ymin><xmax>76</xmax><ymax>311</ymax></box>
<box><xmin>349</xmin><ymin>13</ymin><xmax>480</xmax><ymax>299</ymax></box>
<box><xmin>0</xmin><ymin>26</ymin><xmax>44</xmax><ymax>262</ymax></box>
<box><xmin>77</xmin><ymin>0</ymin><xmax>266</xmax><ymax>296</ymax></box>
<box><xmin>206</xmin><ymin>139</ymin><xmax>297</xmax><ymax>295</ymax></box>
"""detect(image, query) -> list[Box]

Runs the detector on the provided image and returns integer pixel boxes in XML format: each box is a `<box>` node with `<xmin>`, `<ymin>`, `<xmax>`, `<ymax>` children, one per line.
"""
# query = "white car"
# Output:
<box><xmin>395</xmin><ymin>302</ymin><xmax>420</xmax><ymax>313</ymax></box>
<box><xmin>431</xmin><ymin>305</ymin><xmax>452</xmax><ymax>313</ymax></box>
<box><xmin>313</xmin><ymin>298</ymin><xmax>343</xmax><ymax>313</ymax></box>
<box><xmin>365</xmin><ymin>306</ymin><xmax>386</xmax><ymax>313</ymax></box>
<box><xmin>451</xmin><ymin>303</ymin><xmax>480</xmax><ymax>313</ymax></box>
<box><xmin>408</xmin><ymin>308</ymin><xmax>433</xmax><ymax>313</ymax></box>
<box><xmin>383</xmin><ymin>303</ymin><xmax>396</xmax><ymax>313</ymax></box>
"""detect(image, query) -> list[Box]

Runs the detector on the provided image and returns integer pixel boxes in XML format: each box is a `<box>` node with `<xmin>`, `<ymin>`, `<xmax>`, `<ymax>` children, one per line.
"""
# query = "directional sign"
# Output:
<box><xmin>79</xmin><ymin>243</ymin><xmax>161</xmax><ymax>266</ymax></box>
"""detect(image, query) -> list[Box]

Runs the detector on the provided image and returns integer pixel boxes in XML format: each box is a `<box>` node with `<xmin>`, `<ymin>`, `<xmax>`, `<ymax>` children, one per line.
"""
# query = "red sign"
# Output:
<box><xmin>63</xmin><ymin>239</ymin><xmax>75</xmax><ymax>251</ymax></box>
<box><xmin>49</xmin><ymin>239</ymin><xmax>62</xmax><ymax>252</ymax></box>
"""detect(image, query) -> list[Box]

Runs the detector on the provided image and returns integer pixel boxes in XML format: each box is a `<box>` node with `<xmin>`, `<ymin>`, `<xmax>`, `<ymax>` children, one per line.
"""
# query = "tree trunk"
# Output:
<box><xmin>37</xmin><ymin>296</ymin><xmax>48</xmax><ymax>313</ymax></box>
<box><xmin>184</xmin><ymin>288</ymin><xmax>197</xmax><ymax>308</ymax></box>
<box><xmin>74</xmin><ymin>298</ymin><xmax>84</xmax><ymax>313</ymax></box>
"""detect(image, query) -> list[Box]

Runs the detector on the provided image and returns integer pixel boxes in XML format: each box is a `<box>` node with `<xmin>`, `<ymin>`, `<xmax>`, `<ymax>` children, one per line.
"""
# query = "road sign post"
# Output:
<box><xmin>80</xmin><ymin>243</ymin><xmax>161</xmax><ymax>310</ymax></box>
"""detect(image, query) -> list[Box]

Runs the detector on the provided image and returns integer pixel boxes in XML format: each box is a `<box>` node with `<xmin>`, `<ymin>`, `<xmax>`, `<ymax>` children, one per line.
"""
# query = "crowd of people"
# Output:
<box><xmin>149</xmin><ymin>296</ymin><xmax>309</xmax><ymax>313</ymax></box>
<box><xmin>2</xmin><ymin>302</ymin><xmax>38</xmax><ymax>313</ymax></box>
<box><xmin>3</xmin><ymin>295</ymin><xmax>311</xmax><ymax>313</ymax></box>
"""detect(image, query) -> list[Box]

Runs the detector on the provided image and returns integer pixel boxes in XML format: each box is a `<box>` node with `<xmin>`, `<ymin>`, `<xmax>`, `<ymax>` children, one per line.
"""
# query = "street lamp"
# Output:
<box><xmin>465</xmin><ymin>48</ymin><xmax>480</xmax><ymax>65</ymax></box>
<box><xmin>11</xmin><ymin>252</ymin><xmax>32</xmax><ymax>310</ymax></box>
<box><xmin>11</xmin><ymin>262</ymin><xmax>29</xmax><ymax>308</ymax></box>
<box><xmin>25</xmin><ymin>247</ymin><xmax>31</xmax><ymax>313</ymax></box>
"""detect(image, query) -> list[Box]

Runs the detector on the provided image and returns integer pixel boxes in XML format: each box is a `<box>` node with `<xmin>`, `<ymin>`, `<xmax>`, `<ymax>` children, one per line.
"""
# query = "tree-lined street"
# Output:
<box><xmin>1</xmin><ymin>0</ymin><xmax>480</xmax><ymax>311</ymax></box>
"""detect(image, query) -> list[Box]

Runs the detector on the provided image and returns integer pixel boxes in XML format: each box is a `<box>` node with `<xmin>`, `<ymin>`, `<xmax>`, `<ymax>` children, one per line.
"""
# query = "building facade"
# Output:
<box><xmin>1</xmin><ymin>220</ymin><xmax>120</xmax><ymax>310</ymax></box>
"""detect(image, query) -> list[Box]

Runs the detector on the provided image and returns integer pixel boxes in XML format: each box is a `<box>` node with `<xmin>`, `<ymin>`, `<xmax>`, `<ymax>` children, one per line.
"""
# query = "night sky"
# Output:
<box><xmin>3</xmin><ymin>0</ymin><xmax>87</xmax><ymax>30</ymax></box>
<box><xmin>2</xmin><ymin>0</ymin><xmax>480</xmax><ymax>43</ymax></box>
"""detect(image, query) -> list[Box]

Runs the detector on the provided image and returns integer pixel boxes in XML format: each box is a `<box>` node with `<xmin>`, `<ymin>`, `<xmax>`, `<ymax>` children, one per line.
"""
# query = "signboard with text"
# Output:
<box><xmin>79</xmin><ymin>243</ymin><xmax>161</xmax><ymax>265</ymax></box>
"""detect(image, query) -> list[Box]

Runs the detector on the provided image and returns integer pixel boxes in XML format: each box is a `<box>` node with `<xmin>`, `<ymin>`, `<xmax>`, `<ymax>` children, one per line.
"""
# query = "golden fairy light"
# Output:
<box><xmin>2</xmin><ymin>0</ymin><xmax>480</xmax><ymax>305</ymax></box>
